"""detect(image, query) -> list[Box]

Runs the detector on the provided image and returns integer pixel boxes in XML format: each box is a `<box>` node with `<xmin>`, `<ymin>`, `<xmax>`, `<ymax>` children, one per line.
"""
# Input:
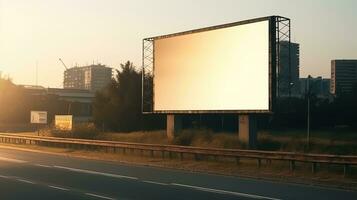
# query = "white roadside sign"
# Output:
<box><xmin>30</xmin><ymin>111</ymin><xmax>47</xmax><ymax>124</ymax></box>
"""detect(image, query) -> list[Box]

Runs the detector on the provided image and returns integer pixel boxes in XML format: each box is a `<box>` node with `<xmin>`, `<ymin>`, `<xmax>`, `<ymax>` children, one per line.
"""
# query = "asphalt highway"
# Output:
<box><xmin>0</xmin><ymin>146</ymin><xmax>356</xmax><ymax>200</ymax></box>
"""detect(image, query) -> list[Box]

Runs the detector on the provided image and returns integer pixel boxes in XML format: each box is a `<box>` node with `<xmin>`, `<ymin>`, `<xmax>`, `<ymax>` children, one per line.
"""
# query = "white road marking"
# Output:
<box><xmin>142</xmin><ymin>180</ymin><xmax>168</xmax><ymax>186</ymax></box>
<box><xmin>171</xmin><ymin>183</ymin><xmax>282</xmax><ymax>200</ymax></box>
<box><xmin>0</xmin><ymin>174</ymin><xmax>9</xmax><ymax>179</ymax></box>
<box><xmin>34</xmin><ymin>164</ymin><xmax>52</xmax><ymax>168</ymax></box>
<box><xmin>85</xmin><ymin>193</ymin><xmax>116</xmax><ymax>200</ymax></box>
<box><xmin>48</xmin><ymin>185</ymin><xmax>70</xmax><ymax>191</ymax></box>
<box><xmin>17</xmin><ymin>179</ymin><xmax>35</xmax><ymax>184</ymax></box>
<box><xmin>0</xmin><ymin>156</ymin><xmax>27</xmax><ymax>163</ymax></box>
<box><xmin>53</xmin><ymin>165</ymin><xmax>138</xmax><ymax>180</ymax></box>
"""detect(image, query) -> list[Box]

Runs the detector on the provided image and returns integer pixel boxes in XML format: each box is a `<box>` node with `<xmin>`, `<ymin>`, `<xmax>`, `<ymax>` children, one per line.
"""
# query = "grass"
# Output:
<box><xmin>98</xmin><ymin>130</ymin><xmax>169</xmax><ymax>144</ymax></box>
<box><xmin>44</xmin><ymin>123</ymin><xmax>100</xmax><ymax>139</ymax></box>
<box><xmin>98</xmin><ymin>129</ymin><xmax>243</xmax><ymax>149</ymax></box>
<box><xmin>41</xmin><ymin>124</ymin><xmax>357</xmax><ymax>155</ymax></box>
<box><xmin>259</xmin><ymin>128</ymin><xmax>357</xmax><ymax>155</ymax></box>
<box><xmin>173</xmin><ymin>129</ymin><xmax>243</xmax><ymax>149</ymax></box>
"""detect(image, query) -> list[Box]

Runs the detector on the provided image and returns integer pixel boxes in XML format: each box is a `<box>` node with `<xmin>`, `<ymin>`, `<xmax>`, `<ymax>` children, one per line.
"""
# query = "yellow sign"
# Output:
<box><xmin>55</xmin><ymin>115</ymin><xmax>73</xmax><ymax>131</ymax></box>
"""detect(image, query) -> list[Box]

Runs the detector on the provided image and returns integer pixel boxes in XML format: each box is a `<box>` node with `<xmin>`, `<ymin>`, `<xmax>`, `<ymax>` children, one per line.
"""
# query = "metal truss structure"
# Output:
<box><xmin>142</xmin><ymin>38</ymin><xmax>154</xmax><ymax>113</ymax></box>
<box><xmin>275</xmin><ymin>16</ymin><xmax>291</xmax><ymax>98</ymax></box>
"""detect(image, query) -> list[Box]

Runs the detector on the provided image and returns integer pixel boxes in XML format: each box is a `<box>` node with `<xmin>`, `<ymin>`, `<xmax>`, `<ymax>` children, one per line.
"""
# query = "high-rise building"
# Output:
<box><xmin>278</xmin><ymin>41</ymin><xmax>300</xmax><ymax>97</ymax></box>
<box><xmin>331</xmin><ymin>60</ymin><xmax>357</xmax><ymax>96</ymax></box>
<box><xmin>64</xmin><ymin>64</ymin><xmax>112</xmax><ymax>92</ymax></box>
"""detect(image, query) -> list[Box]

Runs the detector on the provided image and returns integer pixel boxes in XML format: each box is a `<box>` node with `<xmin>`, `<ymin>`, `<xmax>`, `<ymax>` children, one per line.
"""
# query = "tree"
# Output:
<box><xmin>93</xmin><ymin>61</ymin><xmax>142</xmax><ymax>131</ymax></box>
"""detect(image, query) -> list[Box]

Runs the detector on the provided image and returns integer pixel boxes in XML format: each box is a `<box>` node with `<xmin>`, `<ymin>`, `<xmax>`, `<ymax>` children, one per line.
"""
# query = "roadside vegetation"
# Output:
<box><xmin>48</xmin><ymin>123</ymin><xmax>100</xmax><ymax>139</ymax></box>
<box><xmin>40</xmin><ymin>124</ymin><xmax>357</xmax><ymax>155</ymax></box>
<box><xmin>1</xmin><ymin>62</ymin><xmax>357</xmax><ymax>156</ymax></box>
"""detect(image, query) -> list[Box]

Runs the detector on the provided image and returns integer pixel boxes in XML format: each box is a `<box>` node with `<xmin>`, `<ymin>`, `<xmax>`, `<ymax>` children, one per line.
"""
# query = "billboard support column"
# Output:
<box><xmin>167</xmin><ymin>115</ymin><xmax>182</xmax><ymax>141</ymax></box>
<box><xmin>238</xmin><ymin>115</ymin><xmax>257</xmax><ymax>149</ymax></box>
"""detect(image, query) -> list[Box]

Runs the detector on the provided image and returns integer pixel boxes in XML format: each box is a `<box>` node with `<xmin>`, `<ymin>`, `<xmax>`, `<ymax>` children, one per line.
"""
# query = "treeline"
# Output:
<box><xmin>1</xmin><ymin>62</ymin><xmax>356</xmax><ymax>132</ymax></box>
<box><xmin>93</xmin><ymin>61</ymin><xmax>165</xmax><ymax>132</ymax></box>
<box><xmin>93</xmin><ymin>61</ymin><xmax>357</xmax><ymax>132</ymax></box>
<box><xmin>271</xmin><ymin>92</ymin><xmax>357</xmax><ymax>129</ymax></box>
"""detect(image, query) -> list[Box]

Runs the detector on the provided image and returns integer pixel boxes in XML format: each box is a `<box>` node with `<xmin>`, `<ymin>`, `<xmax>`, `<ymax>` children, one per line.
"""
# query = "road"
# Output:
<box><xmin>0</xmin><ymin>147</ymin><xmax>356</xmax><ymax>200</ymax></box>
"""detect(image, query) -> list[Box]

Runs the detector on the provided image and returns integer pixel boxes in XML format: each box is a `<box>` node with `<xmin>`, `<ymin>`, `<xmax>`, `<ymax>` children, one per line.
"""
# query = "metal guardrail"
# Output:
<box><xmin>0</xmin><ymin>133</ymin><xmax>356</xmax><ymax>176</ymax></box>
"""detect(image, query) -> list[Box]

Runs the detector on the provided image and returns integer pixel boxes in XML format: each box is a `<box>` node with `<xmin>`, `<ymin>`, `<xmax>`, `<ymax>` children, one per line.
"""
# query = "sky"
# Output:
<box><xmin>0</xmin><ymin>0</ymin><xmax>356</xmax><ymax>88</ymax></box>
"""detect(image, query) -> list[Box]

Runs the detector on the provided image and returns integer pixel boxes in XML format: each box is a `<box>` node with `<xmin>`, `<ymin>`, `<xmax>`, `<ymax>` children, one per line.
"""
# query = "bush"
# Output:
<box><xmin>98</xmin><ymin>131</ymin><xmax>167</xmax><ymax>144</ymax></box>
<box><xmin>49</xmin><ymin>123</ymin><xmax>99</xmax><ymax>139</ymax></box>
<box><xmin>173</xmin><ymin>129</ymin><xmax>243</xmax><ymax>149</ymax></box>
<box><xmin>173</xmin><ymin>129</ymin><xmax>209</xmax><ymax>146</ymax></box>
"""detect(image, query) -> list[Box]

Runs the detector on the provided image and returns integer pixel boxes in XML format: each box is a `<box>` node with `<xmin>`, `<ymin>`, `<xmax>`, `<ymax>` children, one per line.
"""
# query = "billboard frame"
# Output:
<box><xmin>142</xmin><ymin>16</ymin><xmax>290</xmax><ymax>114</ymax></box>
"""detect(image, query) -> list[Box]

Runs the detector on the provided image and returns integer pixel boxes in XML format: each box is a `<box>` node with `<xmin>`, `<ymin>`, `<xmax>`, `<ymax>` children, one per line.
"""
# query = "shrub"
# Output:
<box><xmin>49</xmin><ymin>123</ymin><xmax>99</xmax><ymax>139</ymax></box>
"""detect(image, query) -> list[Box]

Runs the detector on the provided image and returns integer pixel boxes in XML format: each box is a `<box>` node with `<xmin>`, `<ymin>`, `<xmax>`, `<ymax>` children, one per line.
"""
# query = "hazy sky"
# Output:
<box><xmin>0</xmin><ymin>0</ymin><xmax>356</xmax><ymax>87</ymax></box>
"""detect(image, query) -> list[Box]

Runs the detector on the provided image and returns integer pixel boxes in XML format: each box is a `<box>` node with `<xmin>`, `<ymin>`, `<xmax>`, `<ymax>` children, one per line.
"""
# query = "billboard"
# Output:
<box><xmin>55</xmin><ymin>115</ymin><xmax>73</xmax><ymax>131</ymax></box>
<box><xmin>146</xmin><ymin>17</ymin><xmax>275</xmax><ymax>113</ymax></box>
<box><xmin>30</xmin><ymin>111</ymin><xmax>47</xmax><ymax>124</ymax></box>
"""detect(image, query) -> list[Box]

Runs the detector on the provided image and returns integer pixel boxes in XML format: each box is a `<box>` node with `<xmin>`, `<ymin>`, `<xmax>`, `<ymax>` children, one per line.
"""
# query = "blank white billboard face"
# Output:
<box><xmin>154</xmin><ymin>20</ymin><xmax>270</xmax><ymax>112</ymax></box>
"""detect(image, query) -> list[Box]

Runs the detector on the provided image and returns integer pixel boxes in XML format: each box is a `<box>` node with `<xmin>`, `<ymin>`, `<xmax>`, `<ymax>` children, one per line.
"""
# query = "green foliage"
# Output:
<box><xmin>93</xmin><ymin>61</ymin><xmax>164</xmax><ymax>132</ymax></box>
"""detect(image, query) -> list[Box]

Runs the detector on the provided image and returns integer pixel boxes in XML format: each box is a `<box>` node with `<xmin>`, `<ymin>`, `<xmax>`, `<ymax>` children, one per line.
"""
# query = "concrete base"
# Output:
<box><xmin>167</xmin><ymin>115</ymin><xmax>182</xmax><ymax>141</ymax></box>
<box><xmin>238</xmin><ymin>115</ymin><xmax>257</xmax><ymax>149</ymax></box>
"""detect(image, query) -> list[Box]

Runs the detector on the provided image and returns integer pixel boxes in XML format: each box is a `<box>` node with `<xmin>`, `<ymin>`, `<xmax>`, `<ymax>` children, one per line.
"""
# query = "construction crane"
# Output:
<box><xmin>58</xmin><ymin>58</ymin><xmax>68</xmax><ymax>70</ymax></box>
<box><xmin>58</xmin><ymin>58</ymin><xmax>71</xmax><ymax>114</ymax></box>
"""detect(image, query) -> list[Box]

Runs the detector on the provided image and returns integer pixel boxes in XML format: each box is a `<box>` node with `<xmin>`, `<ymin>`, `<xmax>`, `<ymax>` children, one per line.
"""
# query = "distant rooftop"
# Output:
<box><xmin>332</xmin><ymin>59</ymin><xmax>357</xmax><ymax>62</ymax></box>
<box><xmin>19</xmin><ymin>85</ymin><xmax>45</xmax><ymax>90</ymax></box>
<box><xmin>66</xmin><ymin>63</ymin><xmax>111</xmax><ymax>70</ymax></box>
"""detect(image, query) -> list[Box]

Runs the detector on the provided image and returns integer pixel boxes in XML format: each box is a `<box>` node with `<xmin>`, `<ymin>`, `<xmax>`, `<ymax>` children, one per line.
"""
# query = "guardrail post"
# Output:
<box><xmin>258</xmin><ymin>159</ymin><xmax>261</xmax><ymax>168</ymax></box>
<box><xmin>161</xmin><ymin>151</ymin><xmax>165</xmax><ymax>159</ymax></box>
<box><xmin>150</xmin><ymin>150</ymin><xmax>154</xmax><ymax>157</ymax></box>
<box><xmin>312</xmin><ymin>162</ymin><xmax>317</xmax><ymax>174</ymax></box>
<box><xmin>344</xmin><ymin>164</ymin><xmax>349</xmax><ymax>177</ymax></box>
<box><xmin>194</xmin><ymin>153</ymin><xmax>199</xmax><ymax>161</ymax></box>
<box><xmin>180</xmin><ymin>152</ymin><xmax>183</xmax><ymax>161</ymax></box>
<box><xmin>289</xmin><ymin>160</ymin><xmax>295</xmax><ymax>171</ymax></box>
<box><xmin>235</xmin><ymin>157</ymin><xmax>240</xmax><ymax>165</ymax></box>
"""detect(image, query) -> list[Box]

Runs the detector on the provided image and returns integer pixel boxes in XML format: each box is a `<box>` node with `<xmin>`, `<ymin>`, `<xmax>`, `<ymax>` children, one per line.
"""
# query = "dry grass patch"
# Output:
<box><xmin>97</xmin><ymin>130</ymin><xmax>169</xmax><ymax>144</ymax></box>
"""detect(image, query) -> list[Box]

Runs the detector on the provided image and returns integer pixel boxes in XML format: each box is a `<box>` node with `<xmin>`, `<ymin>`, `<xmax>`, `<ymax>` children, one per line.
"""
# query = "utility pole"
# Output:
<box><xmin>307</xmin><ymin>75</ymin><xmax>311</xmax><ymax>149</ymax></box>
<box><xmin>36</xmin><ymin>61</ymin><xmax>38</xmax><ymax>86</ymax></box>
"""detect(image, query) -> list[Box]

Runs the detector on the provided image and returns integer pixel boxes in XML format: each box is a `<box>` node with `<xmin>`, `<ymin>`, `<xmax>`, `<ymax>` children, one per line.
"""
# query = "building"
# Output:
<box><xmin>47</xmin><ymin>88</ymin><xmax>95</xmax><ymax>104</ymax></box>
<box><xmin>278</xmin><ymin>41</ymin><xmax>300</xmax><ymax>97</ymax></box>
<box><xmin>21</xmin><ymin>85</ymin><xmax>95</xmax><ymax>122</ymax></box>
<box><xmin>64</xmin><ymin>64</ymin><xmax>112</xmax><ymax>92</ymax></box>
<box><xmin>331</xmin><ymin>60</ymin><xmax>357</xmax><ymax>96</ymax></box>
<box><xmin>300</xmin><ymin>76</ymin><xmax>330</xmax><ymax>98</ymax></box>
